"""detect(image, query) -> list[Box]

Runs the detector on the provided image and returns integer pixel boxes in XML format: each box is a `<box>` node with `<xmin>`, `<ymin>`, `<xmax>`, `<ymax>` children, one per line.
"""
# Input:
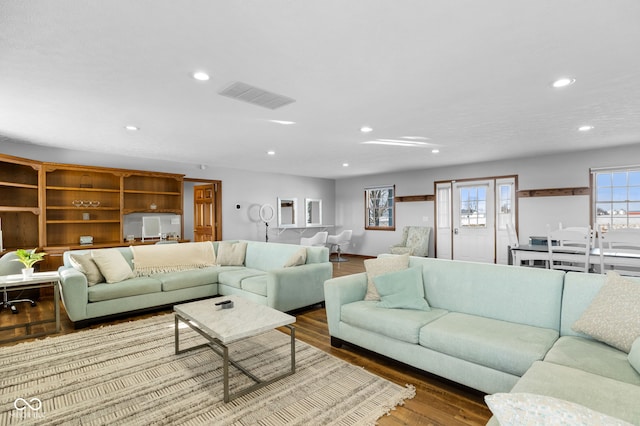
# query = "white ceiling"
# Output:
<box><xmin>1</xmin><ymin>1</ymin><xmax>639</xmax><ymax>179</ymax></box>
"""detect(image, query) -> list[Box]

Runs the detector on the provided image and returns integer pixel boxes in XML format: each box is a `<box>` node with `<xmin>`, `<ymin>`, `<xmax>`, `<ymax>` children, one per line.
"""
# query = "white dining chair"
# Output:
<box><xmin>547</xmin><ymin>226</ymin><xmax>592</xmax><ymax>273</ymax></box>
<box><xmin>598</xmin><ymin>226</ymin><xmax>640</xmax><ymax>276</ymax></box>
<box><xmin>300</xmin><ymin>231</ymin><xmax>328</xmax><ymax>247</ymax></box>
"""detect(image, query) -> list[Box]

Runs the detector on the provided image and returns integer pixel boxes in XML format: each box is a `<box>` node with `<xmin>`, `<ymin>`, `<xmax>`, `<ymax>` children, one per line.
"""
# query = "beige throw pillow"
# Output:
<box><xmin>284</xmin><ymin>248</ymin><xmax>307</xmax><ymax>267</ymax></box>
<box><xmin>69</xmin><ymin>253</ymin><xmax>105</xmax><ymax>286</ymax></box>
<box><xmin>363</xmin><ymin>254</ymin><xmax>410</xmax><ymax>301</ymax></box>
<box><xmin>572</xmin><ymin>271</ymin><xmax>640</xmax><ymax>353</ymax></box>
<box><xmin>91</xmin><ymin>249</ymin><xmax>135</xmax><ymax>284</ymax></box>
<box><xmin>216</xmin><ymin>241</ymin><xmax>248</xmax><ymax>266</ymax></box>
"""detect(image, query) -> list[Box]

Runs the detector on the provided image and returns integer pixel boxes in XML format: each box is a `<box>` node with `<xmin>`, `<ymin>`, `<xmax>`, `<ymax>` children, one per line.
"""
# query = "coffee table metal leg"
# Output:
<box><xmin>223</xmin><ymin>345</ymin><xmax>230</xmax><ymax>402</ymax></box>
<box><xmin>173</xmin><ymin>313</ymin><xmax>296</xmax><ymax>403</ymax></box>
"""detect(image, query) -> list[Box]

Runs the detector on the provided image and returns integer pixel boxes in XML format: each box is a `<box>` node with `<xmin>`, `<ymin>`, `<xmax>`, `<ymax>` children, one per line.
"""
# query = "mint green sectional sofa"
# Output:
<box><xmin>324</xmin><ymin>256</ymin><xmax>640</xmax><ymax>425</ymax></box>
<box><xmin>59</xmin><ymin>240</ymin><xmax>331</xmax><ymax>326</ymax></box>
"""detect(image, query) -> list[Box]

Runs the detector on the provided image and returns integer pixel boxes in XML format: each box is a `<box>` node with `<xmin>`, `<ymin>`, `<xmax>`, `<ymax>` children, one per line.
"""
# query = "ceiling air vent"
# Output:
<box><xmin>218</xmin><ymin>81</ymin><xmax>295</xmax><ymax>110</ymax></box>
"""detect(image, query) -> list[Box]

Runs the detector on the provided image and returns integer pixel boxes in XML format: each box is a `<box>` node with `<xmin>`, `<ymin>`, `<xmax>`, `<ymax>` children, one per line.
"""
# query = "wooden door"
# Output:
<box><xmin>193</xmin><ymin>184</ymin><xmax>216</xmax><ymax>242</ymax></box>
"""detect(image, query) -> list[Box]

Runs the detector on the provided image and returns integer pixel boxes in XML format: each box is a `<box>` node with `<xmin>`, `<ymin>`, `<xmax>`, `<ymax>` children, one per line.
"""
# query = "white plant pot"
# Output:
<box><xmin>22</xmin><ymin>267</ymin><xmax>34</xmax><ymax>278</ymax></box>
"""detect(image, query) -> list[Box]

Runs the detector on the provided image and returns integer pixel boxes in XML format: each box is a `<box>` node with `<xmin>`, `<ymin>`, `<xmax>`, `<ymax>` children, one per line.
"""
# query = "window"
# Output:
<box><xmin>365</xmin><ymin>185</ymin><xmax>395</xmax><ymax>230</ymax></box>
<box><xmin>458</xmin><ymin>185</ymin><xmax>487</xmax><ymax>228</ymax></box>
<box><xmin>594</xmin><ymin>167</ymin><xmax>640</xmax><ymax>231</ymax></box>
<box><xmin>496</xmin><ymin>180</ymin><xmax>515</xmax><ymax>230</ymax></box>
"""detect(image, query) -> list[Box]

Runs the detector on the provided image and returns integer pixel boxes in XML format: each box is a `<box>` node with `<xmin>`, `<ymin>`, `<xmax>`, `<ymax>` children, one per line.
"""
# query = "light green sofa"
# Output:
<box><xmin>324</xmin><ymin>256</ymin><xmax>640</xmax><ymax>425</ymax></box>
<box><xmin>59</xmin><ymin>240</ymin><xmax>332</xmax><ymax>327</ymax></box>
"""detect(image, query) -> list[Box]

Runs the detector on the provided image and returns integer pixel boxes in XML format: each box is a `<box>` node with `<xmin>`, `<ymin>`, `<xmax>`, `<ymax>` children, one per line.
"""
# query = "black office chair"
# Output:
<box><xmin>0</xmin><ymin>251</ymin><xmax>37</xmax><ymax>314</ymax></box>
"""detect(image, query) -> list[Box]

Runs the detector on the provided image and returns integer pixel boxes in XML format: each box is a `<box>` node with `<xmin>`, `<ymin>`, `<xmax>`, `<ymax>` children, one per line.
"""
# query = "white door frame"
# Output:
<box><xmin>435</xmin><ymin>176</ymin><xmax>517</xmax><ymax>264</ymax></box>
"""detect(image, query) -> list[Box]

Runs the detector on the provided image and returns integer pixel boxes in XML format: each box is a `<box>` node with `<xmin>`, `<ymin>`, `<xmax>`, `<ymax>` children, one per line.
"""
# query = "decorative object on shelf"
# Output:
<box><xmin>259</xmin><ymin>204</ymin><xmax>275</xmax><ymax>242</ymax></box>
<box><xmin>79</xmin><ymin>236</ymin><xmax>94</xmax><ymax>245</ymax></box>
<box><xmin>72</xmin><ymin>200</ymin><xmax>101</xmax><ymax>208</ymax></box>
<box><xmin>126</xmin><ymin>234</ymin><xmax>135</xmax><ymax>243</ymax></box>
<box><xmin>12</xmin><ymin>248</ymin><xmax>47</xmax><ymax>278</ymax></box>
<box><xmin>82</xmin><ymin>212</ymin><xmax>90</xmax><ymax>220</ymax></box>
<box><xmin>80</xmin><ymin>174</ymin><xmax>93</xmax><ymax>188</ymax></box>
<box><xmin>142</xmin><ymin>216</ymin><xmax>161</xmax><ymax>241</ymax></box>
<box><xmin>150</xmin><ymin>203</ymin><xmax>157</xmax><ymax>210</ymax></box>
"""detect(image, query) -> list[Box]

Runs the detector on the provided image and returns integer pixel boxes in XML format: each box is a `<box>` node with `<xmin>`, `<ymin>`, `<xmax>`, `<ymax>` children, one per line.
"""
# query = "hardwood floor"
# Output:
<box><xmin>0</xmin><ymin>255</ymin><xmax>492</xmax><ymax>425</ymax></box>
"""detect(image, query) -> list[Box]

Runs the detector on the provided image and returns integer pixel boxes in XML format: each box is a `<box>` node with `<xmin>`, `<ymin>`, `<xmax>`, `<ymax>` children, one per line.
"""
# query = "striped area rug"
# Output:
<box><xmin>1</xmin><ymin>314</ymin><xmax>414</xmax><ymax>425</ymax></box>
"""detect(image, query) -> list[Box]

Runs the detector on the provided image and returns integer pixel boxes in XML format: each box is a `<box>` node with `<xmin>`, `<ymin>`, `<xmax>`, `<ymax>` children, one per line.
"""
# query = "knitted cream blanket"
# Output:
<box><xmin>131</xmin><ymin>242</ymin><xmax>216</xmax><ymax>276</ymax></box>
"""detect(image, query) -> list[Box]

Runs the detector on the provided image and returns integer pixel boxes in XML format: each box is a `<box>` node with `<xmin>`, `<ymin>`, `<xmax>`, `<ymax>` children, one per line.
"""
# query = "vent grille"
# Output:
<box><xmin>218</xmin><ymin>81</ymin><xmax>295</xmax><ymax>110</ymax></box>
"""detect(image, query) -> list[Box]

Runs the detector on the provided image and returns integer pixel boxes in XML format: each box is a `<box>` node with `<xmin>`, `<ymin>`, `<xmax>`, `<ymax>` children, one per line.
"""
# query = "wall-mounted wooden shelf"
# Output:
<box><xmin>517</xmin><ymin>187</ymin><xmax>590</xmax><ymax>198</ymax></box>
<box><xmin>396</xmin><ymin>194</ymin><xmax>435</xmax><ymax>202</ymax></box>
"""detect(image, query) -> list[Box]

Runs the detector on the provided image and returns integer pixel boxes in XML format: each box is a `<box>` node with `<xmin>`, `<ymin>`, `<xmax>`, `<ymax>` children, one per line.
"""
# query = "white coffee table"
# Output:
<box><xmin>174</xmin><ymin>295</ymin><xmax>296</xmax><ymax>402</ymax></box>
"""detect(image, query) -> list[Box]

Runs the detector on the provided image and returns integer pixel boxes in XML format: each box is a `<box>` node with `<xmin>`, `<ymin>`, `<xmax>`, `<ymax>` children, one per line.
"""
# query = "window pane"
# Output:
<box><xmin>630</xmin><ymin>172</ymin><xmax>640</xmax><ymax>186</ymax></box>
<box><xmin>596</xmin><ymin>173</ymin><xmax>612</xmax><ymax>186</ymax></box>
<box><xmin>612</xmin><ymin>172</ymin><xmax>627</xmax><ymax>186</ymax></box>
<box><xmin>612</xmin><ymin>187</ymin><xmax>627</xmax><ymax>202</ymax></box>
<box><xmin>597</xmin><ymin>187</ymin><xmax>612</xmax><ymax>201</ymax></box>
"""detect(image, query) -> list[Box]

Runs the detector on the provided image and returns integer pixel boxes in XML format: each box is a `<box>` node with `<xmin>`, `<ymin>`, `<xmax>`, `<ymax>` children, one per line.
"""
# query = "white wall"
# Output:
<box><xmin>0</xmin><ymin>139</ymin><xmax>335</xmax><ymax>244</ymax></box>
<box><xmin>335</xmin><ymin>143</ymin><xmax>640</xmax><ymax>257</ymax></box>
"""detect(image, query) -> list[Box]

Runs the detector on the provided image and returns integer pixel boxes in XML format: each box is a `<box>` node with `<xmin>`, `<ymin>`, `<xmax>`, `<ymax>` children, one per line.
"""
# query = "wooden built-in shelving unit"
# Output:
<box><xmin>0</xmin><ymin>154</ymin><xmax>184</xmax><ymax>260</ymax></box>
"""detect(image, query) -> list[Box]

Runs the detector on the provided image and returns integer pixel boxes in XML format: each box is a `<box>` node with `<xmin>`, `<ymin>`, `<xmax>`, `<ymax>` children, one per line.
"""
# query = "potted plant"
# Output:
<box><xmin>13</xmin><ymin>248</ymin><xmax>47</xmax><ymax>278</ymax></box>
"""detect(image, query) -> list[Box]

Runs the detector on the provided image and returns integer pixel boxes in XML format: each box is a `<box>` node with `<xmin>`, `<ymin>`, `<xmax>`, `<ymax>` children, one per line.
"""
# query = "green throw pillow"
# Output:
<box><xmin>373</xmin><ymin>266</ymin><xmax>430</xmax><ymax>311</ymax></box>
<box><xmin>629</xmin><ymin>337</ymin><xmax>640</xmax><ymax>375</ymax></box>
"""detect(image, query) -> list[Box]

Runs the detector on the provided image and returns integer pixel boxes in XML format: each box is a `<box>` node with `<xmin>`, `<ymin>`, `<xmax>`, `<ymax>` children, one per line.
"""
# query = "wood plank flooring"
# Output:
<box><xmin>0</xmin><ymin>255</ymin><xmax>492</xmax><ymax>425</ymax></box>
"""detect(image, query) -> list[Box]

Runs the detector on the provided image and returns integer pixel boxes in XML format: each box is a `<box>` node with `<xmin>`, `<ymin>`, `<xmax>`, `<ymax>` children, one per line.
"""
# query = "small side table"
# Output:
<box><xmin>0</xmin><ymin>271</ymin><xmax>61</xmax><ymax>343</ymax></box>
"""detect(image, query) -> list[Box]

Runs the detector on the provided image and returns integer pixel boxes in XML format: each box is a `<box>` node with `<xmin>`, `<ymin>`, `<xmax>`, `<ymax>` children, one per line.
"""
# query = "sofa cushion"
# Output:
<box><xmin>572</xmin><ymin>271</ymin><xmax>640</xmax><ymax>353</ymax></box>
<box><xmin>510</xmin><ymin>361</ymin><xmax>640</xmax><ymax>425</ymax></box>
<box><xmin>341</xmin><ymin>300</ymin><xmax>447</xmax><ymax>344</ymax></box>
<box><xmin>152</xmin><ymin>266</ymin><xmax>220</xmax><ymax>292</ymax></box>
<box><xmin>88</xmin><ymin>277</ymin><xmax>162</xmax><ymax>302</ymax></box>
<box><xmin>419</xmin><ymin>312</ymin><xmax>558</xmax><ymax>376</ymax></box>
<box><xmin>69</xmin><ymin>253</ymin><xmax>104</xmax><ymax>286</ymax></box>
<box><xmin>241</xmin><ymin>275</ymin><xmax>268</xmax><ymax>296</ymax></box>
<box><xmin>217</xmin><ymin>268</ymin><xmax>265</xmax><ymax>289</ymax></box>
<box><xmin>485</xmin><ymin>393</ymin><xmax>633</xmax><ymax>426</ymax></box>
<box><xmin>91</xmin><ymin>249</ymin><xmax>135</xmax><ymax>283</ymax></box>
<box><xmin>363</xmin><ymin>254</ymin><xmax>409</xmax><ymax>301</ymax></box>
<box><xmin>283</xmin><ymin>247</ymin><xmax>307</xmax><ymax>267</ymax></box>
<box><xmin>373</xmin><ymin>266</ymin><xmax>430</xmax><ymax>311</ymax></box>
<box><xmin>543</xmin><ymin>336</ymin><xmax>640</xmax><ymax>386</ymax></box>
<box><xmin>629</xmin><ymin>338</ymin><xmax>640</xmax><ymax>375</ymax></box>
<box><xmin>216</xmin><ymin>241</ymin><xmax>248</xmax><ymax>266</ymax></box>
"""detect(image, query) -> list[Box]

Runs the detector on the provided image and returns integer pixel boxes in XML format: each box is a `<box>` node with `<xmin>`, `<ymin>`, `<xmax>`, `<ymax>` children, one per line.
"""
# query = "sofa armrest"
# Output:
<box><xmin>58</xmin><ymin>266</ymin><xmax>89</xmax><ymax>322</ymax></box>
<box><xmin>266</xmin><ymin>262</ymin><xmax>333</xmax><ymax>312</ymax></box>
<box><xmin>323</xmin><ymin>272</ymin><xmax>367</xmax><ymax>335</ymax></box>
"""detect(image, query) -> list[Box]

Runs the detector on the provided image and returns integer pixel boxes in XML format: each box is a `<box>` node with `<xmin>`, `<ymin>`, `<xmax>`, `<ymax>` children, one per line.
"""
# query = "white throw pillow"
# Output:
<box><xmin>216</xmin><ymin>241</ymin><xmax>248</xmax><ymax>266</ymax></box>
<box><xmin>485</xmin><ymin>393</ymin><xmax>633</xmax><ymax>426</ymax></box>
<box><xmin>69</xmin><ymin>253</ymin><xmax>105</xmax><ymax>286</ymax></box>
<box><xmin>572</xmin><ymin>271</ymin><xmax>640</xmax><ymax>353</ymax></box>
<box><xmin>284</xmin><ymin>248</ymin><xmax>307</xmax><ymax>267</ymax></box>
<box><xmin>91</xmin><ymin>249</ymin><xmax>135</xmax><ymax>284</ymax></box>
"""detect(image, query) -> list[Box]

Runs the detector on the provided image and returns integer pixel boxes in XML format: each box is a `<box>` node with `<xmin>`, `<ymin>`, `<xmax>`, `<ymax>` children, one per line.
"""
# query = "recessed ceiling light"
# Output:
<box><xmin>552</xmin><ymin>77</ymin><xmax>576</xmax><ymax>88</ymax></box>
<box><xmin>402</xmin><ymin>136</ymin><xmax>430</xmax><ymax>141</ymax></box>
<box><xmin>578</xmin><ymin>125</ymin><xmax>594</xmax><ymax>132</ymax></box>
<box><xmin>431</xmin><ymin>149</ymin><xmax>440</xmax><ymax>154</ymax></box>
<box><xmin>125</xmin><ymin>125</ymin><xmax>139</xmax><ymax>131</ymax></box>
<box><xmin>342</xmin><ymin>163</ymin><xmax>349</xmax><ymax>167</ymax></box>
<box><xmin>360</xmin><ymin>126</ymin><xmax>373</xmax><ymax>133</ymax></box>
<box><xmin>193</xmin><ymin>71</ymin><xmax>210</xmax><ymax>81</ymax></box>
<box><xmin>267</xmin><ymin>150</ymin><xmax>276</xmax><ymax>156</ymax></box>
<box><xmin>269</xmin><ymin>120</ymin><xmax>296</xmax><ymax>125</ymax></box>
